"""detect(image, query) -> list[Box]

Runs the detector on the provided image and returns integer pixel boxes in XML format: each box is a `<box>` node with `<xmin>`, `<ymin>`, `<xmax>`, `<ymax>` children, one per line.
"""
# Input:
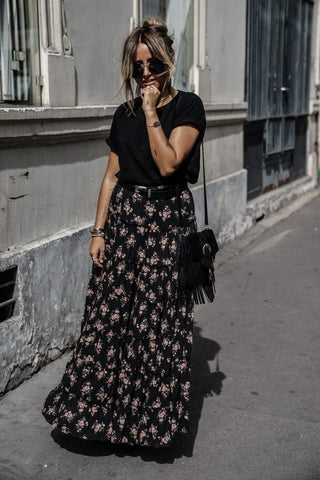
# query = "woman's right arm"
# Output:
<box><xmin>89</xmin><ymin>151</ymin><xmax>119</xmax><ymax>268</ymax></box>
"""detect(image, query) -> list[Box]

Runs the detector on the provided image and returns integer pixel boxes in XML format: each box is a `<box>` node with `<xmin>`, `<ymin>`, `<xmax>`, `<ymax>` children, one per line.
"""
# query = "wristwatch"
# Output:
<box><xmin>147</xmin><ymin>121</ymin><xmax>161</xmax><ymax>127</ymax></box>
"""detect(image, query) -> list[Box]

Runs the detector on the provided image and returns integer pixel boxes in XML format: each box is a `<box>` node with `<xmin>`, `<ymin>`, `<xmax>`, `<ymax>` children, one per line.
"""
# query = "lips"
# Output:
<box><xmin>143</xmin><ymin>81</ymin><xmax>155</xmax><ymax>87</ymax></box>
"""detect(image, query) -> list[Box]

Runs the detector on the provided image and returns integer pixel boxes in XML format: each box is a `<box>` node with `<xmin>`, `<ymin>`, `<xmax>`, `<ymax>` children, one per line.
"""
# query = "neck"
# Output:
<box><xmin>157</xmin><ymin>87</ymin><xmax>176</xmax><ymax>107</ymax></box>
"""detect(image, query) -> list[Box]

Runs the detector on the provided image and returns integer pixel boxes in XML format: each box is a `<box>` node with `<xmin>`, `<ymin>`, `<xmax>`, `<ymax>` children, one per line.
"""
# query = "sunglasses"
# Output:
<box><xmin>132</xmin><ymin>58</ymin><xmax>166</xmax><ymax>79</ymax></box>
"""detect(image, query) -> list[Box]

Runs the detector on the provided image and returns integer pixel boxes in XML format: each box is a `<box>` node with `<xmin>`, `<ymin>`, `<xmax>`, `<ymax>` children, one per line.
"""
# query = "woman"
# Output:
<box><xmin>42</xmin><ymin>17</ymin><xmax>206</xmax><ymax>448</ymax></box>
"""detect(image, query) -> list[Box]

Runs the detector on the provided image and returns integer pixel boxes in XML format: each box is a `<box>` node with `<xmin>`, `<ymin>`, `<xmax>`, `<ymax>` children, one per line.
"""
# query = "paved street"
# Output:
<box><xmin>0</xmin><ymin>191</ymin><xmax>320</xmax><ymax>480</ymax></box>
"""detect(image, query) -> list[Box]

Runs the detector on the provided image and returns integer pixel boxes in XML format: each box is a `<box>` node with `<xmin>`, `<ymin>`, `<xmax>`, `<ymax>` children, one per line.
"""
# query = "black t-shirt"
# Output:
<box><xmin>105</xmin><ymin>90</ymin><xmax>206</xmax><ymax>185</ymax></box>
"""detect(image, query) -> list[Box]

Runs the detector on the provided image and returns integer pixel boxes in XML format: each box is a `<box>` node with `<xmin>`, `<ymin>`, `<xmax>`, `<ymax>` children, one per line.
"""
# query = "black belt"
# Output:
<box><xmin>117</xmin><ymin>179</ymin><xmax>188</xmax><ymax>199</ymax></box>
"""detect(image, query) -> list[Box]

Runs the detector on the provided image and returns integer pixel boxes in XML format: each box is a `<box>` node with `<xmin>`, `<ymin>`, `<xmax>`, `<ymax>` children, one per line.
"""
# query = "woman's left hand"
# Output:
<box><xmin>141</xmin><ymin>85</ymin><xmax>161</xmax><ymax>113</ymax></box>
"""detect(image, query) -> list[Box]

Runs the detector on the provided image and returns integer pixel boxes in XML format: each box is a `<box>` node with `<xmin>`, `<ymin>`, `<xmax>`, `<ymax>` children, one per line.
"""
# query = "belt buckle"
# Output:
<box><xmin>135</xmin><ymin>185</ymin><xmax>149</xmax><ymax>197</ymax></box>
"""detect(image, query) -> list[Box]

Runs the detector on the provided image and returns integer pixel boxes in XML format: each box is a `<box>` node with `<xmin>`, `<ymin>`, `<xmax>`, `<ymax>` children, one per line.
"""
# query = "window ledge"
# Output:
<box><xmin>0</xmin><ymin>102</ymin><xmax>248</xmax><ymax>148</ymax></box>
<box><xmin>204</xmin><ymin>101</ymin><xmax>248</xmax><ymax>126</ymax></box>
<box><xmin>0</xmin><ymin>105</ymin><xmax>118</xmax><ymax>147</ymax></box>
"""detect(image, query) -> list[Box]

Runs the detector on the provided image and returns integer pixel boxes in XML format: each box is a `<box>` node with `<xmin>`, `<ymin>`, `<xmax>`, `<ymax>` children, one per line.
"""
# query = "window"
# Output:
<box><xmin>244</xmin><ymin>0</ymin><xmax>313</xmax><ymax>198</ymax></box>
<box><xmin>0</xmin><ymin>0</ymin><xmax>41</xmax><ymax>105</ymax></box>
<box><xmin>0</xmin><ymin>266</ymin><xmax>17</xmax><ymax>322</ymax></box>
<box><xmin>138</xmin><ymin>0</ymin><xmax>197</xmax><ymax>92</ymax></box>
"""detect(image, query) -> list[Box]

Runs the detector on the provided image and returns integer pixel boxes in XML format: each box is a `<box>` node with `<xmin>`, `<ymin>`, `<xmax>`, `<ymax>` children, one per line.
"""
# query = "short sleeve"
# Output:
<box><xmin>171</xmin><ymin>92</ymin><xmax>206</xmax><ymax>139</ymax></box>
<box><xmin>105</xmin><ymin>105</ymin><xmax>123</xmax><ymax>155</ymax></box>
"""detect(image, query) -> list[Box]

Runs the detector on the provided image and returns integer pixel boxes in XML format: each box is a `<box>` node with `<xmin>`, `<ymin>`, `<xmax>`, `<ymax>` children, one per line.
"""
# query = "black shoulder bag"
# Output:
<box><xmin>177</xmin><ymin>142</ymin><xmax>219</xmax><ymax>304</ymax></box>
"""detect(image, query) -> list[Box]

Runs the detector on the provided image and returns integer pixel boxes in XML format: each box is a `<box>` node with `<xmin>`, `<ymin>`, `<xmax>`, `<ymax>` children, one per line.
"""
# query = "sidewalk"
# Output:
<box><xmin>0</xmin><ymin>190</ymin><xmax>319</xmax><ymax>480</ymax></box>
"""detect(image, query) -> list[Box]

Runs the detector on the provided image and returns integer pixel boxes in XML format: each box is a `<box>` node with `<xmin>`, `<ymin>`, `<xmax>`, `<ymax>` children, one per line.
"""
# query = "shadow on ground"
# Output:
<box><xmin>51</xmin><ymin>324</ymin><xmax>226</xmax><ymax>464</ymax></box>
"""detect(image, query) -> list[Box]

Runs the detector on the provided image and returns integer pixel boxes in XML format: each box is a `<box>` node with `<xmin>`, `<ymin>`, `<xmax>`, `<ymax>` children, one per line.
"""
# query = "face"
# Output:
<box><xmin>133</xmin><ymin>42</ymin><xmax>167</xmax><ymax>92</ymax></box>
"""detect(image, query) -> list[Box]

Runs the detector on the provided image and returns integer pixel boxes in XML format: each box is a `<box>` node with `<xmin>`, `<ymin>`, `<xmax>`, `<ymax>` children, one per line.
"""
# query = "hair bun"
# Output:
<box><xmin>142</xmin><ymin>17</ymin><xmax>168</xmax><ymax>33</ymax></box>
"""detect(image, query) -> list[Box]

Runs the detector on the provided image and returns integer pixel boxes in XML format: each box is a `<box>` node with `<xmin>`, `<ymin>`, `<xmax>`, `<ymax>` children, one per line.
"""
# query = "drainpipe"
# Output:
<box><xmin>316</xmin><ymin>1</ymin><xmax>320</xmax><ymax>186</ymax></box>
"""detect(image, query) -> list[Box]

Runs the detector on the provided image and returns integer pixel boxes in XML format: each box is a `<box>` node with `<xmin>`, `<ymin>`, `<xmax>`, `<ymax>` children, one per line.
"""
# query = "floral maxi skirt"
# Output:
<box><xmin>41</xmin><ymin>181</ymin><xmax>197</xmax><ymax>447</ymax></box>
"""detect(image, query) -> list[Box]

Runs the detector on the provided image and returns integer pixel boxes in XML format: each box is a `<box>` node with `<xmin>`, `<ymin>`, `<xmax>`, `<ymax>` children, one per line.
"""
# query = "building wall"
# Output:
<box><xmin>0</xmin><ymin>138</ymin><xmax>107</xmax><ymax>250</ymax></box>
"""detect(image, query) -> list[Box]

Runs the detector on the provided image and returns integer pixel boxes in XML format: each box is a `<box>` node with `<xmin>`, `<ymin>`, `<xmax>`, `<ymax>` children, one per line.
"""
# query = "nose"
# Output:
<box><xmin>142</xmin><ymin>64</ymin><xmax>151</xmax><ymax>77</ymax></box>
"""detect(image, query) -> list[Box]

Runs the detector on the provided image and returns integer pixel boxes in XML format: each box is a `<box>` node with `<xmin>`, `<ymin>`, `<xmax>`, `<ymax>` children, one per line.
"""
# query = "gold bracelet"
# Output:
<box><xmin>90</xmin><ymin>227</ymin><xmax>105</xmax><ymax>238</ymax></box>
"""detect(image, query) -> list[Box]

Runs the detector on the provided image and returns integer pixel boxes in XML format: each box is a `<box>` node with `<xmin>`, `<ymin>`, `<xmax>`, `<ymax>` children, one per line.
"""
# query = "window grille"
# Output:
<box><xmin>246</xmin><ymin>0</ymin><xmax>313</xmax><ymax>122</ymax></box>
<box><xmin>0</xmin><ymin>0</ymin><xmax>41</xmax><ymax>105</ymax></box>
<box><xmin>0</xmin><ymin>266</ymin><xmax>17</xmax><ymax>322</ymax></box>
<box><xmin>244</xmin><ymin>0</ymin><xmax>313</xmax><ymax>198</ymax></box>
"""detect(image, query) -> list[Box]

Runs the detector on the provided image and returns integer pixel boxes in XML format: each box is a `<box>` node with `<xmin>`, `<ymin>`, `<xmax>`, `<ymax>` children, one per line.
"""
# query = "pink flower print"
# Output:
<box><xmin>157</xmin><ymin>408</ymin><xmax>167</xmax><ymax>422</ymax></box>
<box><xmin>177</xmin><ymin>360</ymin><xmax>187</xmax><ymax>373</ymax></box>
<box><xmin>123</xmin><ymin>202</ymin><xmax>133</xmax><ymax>214</ymax></box>
<box><xmin>162</xmin><ymin>432</ymin><xmax>171</xmax><ymax>444</ymax></box>
<box><xmin>95</xmin><ymin>339</ymin><xmax>103</xmax><ymax>354</ymax></box>
<box><xmin>150</xmin><ymin>424</ymin><xmax>158</xmax><ymax>436</ymax></box>
<box><xmin>76</xmin><ymin>417</ymin><xmax>88</xmax><ymax>432</ymax></box>
<box><xmin>162</xmin><ymin>336</ymin><xmax>170</xmax><ymax>347</ymax></box>
<box><xmin>77</xmin><ymin>400</ymin><xmax>87</xmax><ymax>413</ymax></box>
<box><xmin>110</xmin><ymin>309</ymin><xmax>120</xmax><ymax>321</ymax></box>
<box><xmin>131</xmin><ymin>398</ymin><xmax>140</xmax><ymax>410</ymax></box>
<box><xmin>127</xmin><ymin>234</ymin><xmax>136</xmax><ymax>246</ymax></box>
<box><xmin>146</xmin><ymin>237</ymin><xmax>156</xmax><ymax>247</ymax></box>
<box><xmin>64</xmin><ymin>410</ymin><xmax>75</xmax><ymax>422</ymax></box>
<box><xmin>172</xmin><ymin>343</ymin><xmax>180</xmax><ymax>354</ymax></box>
<box><xmin>147</xmin><ymin>291</ymin><xmax>157</xmax><ymax>303</ymax></box>
<box><xmin>137</xmin><ymin>248</ymin><xmax>146</xmax><ymax>260</ymax></box>
<box><xmin>149</xmin><ymin>252</ymin><xmax>160</xmax><ymax>265</ymax></box>
<box><xmin>161</xmin><ymin>206</ymin><xmax>172</xmax><ymax>219</ymax></box>
<box><xmin>84</xmin><ymin>355</ymin><xmax>94</xmax><ymax>364</ymax></box>
<box><xmin>149</xmin><ymin>222</ymin><xmax>159</xmax><ymax>232</ymax></box>
<box><xmin>89</xmin><ymin>405</ymin><xmax>99</xmax><ymax>416</ymax></box>
<box><xmin>100</xmin><ymin>302</ymin><xmax>108</xmax><ymax>316</ymax></box>
<box><xmin>81</xmin><ymin>382</ymin><xmax>93</xmax><ymax>396</ymax></box>
<box><xmin>116</xmin><ymin>262</ymin><xmax>125</xmax><ymax>274</ymax></box>
<box><xmin>96</xmin><ymin>369</ymin><xmax>105</xmax><ymax>381</ymax></box>
<box><xmin>119</xmin><ymin>416</ymin><xmax>126</xmax><ymax>427</ymax></box>
<box><xmin>84</xmin><ymin>334</ymin><xmax>95</xmax><ymax>345</ymax></box>
<box><xmin>86</xmin><ymin>287</ymin><xmax>94</xmax><ymax>297</ymax></box>
<box><xmin>61</xmin><ymin>425</ymin><xmax>71</xmax><ymax>435</ymax></box>
<box><xmin>95</xmin><ymin>320</ymin><xmax>104</xmax><ymax>331</ymax></box>
<box><xmin>76</xmin><ymin>356</ymin><xmax>84</xmax><ymax>367</ymax></box>
<box><xmin>145</xmin><ymin>203</ymin><xmax>156</xmax><ymax>215</ymax></box>
<box><xmin>163</xmin><ymin>258</ymin><xmax>173</xmax><ymax>266</ymax></box>
<box><xmin>119</xmin><ymin>227</ymin><xmax>127</xmax><ymax>237</ymax></box>
<box><xmin>138</xmin><ymin>303</ymin><xmax>147</xmax><ymax>315</ymax></box>
<box><xmin>126</xmin><ymin>270</ymin><xmax>135</xmax><ymax>281</ymax></box>
<box><xmin>93</xmin><ymin>421</ymin><xmax>105</xmax><ymax>433</ymax></box>
<box><xmin>114</xmin><ymin>286</ymin><xmax>124</xmax><ymax>296</ymax></box>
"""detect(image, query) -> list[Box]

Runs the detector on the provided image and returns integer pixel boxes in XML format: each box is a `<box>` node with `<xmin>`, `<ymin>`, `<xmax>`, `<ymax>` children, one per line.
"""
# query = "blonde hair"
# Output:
<box><xmin>121</xmin><ymin>17</ymin><xmax>175</xmax><ymax>114</ymax></box>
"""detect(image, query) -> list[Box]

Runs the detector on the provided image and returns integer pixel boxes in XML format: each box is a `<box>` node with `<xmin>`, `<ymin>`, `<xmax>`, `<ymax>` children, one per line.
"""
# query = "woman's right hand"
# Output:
<box><xmin>89</xmin><ymin>237</ymin><xmax>105</xmax><ymax>268</ymax></box>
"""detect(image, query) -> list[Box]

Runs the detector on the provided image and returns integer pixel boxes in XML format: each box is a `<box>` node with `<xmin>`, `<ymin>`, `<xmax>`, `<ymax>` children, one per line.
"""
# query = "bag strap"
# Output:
<box><xmin>175</xmin><ymin>139</ymin><xmax>209</xmax><ymax>228</ymax></box>
<box><xmin>201</xmin><ymin>140</ymin><xmax>209</xmax><ymax>228</ymax></box>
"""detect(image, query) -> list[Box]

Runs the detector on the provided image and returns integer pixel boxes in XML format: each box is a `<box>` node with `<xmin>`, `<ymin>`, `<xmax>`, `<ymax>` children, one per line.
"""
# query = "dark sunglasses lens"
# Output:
<box><xmin>132</xmin><ymin>63</ymin><xmax>143</xmax><ymax>78</ymax></box>
<box><xmin>132</xmin><ymin>59</ymin><xmax>165</xmax><ymax>78</ymax></box>
<box><xmin>149</xmin><ymin>59</ymin><xmax>165</xmax><ymax>75</ymax></box>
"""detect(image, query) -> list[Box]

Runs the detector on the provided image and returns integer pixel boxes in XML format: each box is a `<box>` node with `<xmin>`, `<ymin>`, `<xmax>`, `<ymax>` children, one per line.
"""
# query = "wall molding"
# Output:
<box><xmin>0</xmin><ymin>101</ymin><xmax>248</xmax><ymax>147</ymax></box>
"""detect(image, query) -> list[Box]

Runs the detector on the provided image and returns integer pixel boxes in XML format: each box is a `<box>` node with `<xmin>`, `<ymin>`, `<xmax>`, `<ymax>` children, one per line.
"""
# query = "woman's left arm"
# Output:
<box><xmin>142</xmin><ymin>88</ymin><xmax>200</xmax><ymax>177</ymax></box>
<box><xmin>146</xmin><ymin>114</ymin><xmax>199</xmax><ymax>176</ymax></box>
